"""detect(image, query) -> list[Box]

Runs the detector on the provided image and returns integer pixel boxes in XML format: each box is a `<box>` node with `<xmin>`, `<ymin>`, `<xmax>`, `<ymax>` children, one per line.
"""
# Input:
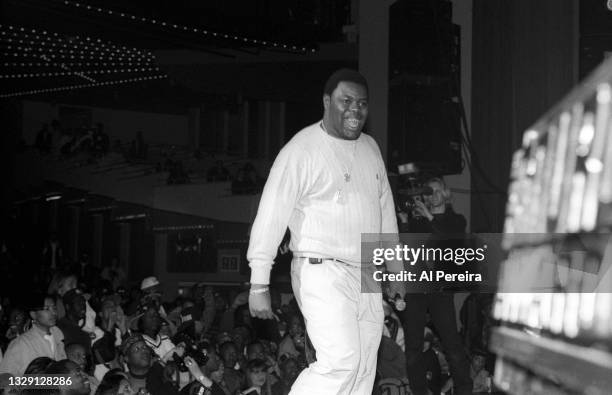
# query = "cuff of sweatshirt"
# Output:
<box><xmin>249</xmin><ymin>261</ymin><xmax>273</xmax><ymax>285</ymax></box>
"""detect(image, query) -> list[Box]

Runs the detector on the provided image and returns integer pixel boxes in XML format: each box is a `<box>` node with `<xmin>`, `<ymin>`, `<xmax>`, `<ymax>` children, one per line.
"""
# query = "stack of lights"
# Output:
<box><xmin>0</xmin><ymin>74</ymin><xmax>167</xmax><ymax>98</ymax></box>
<box><xmin>58</xmin><ymin>0</ymin><xmax>316</xmax><ymax>53</ymax></box>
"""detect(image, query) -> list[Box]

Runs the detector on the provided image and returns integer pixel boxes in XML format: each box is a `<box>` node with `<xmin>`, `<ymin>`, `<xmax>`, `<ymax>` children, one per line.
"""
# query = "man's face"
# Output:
<box><xmin>66</xmin><ymin>344</ymin><xmax>87</xmax><ymax>370</ymax></box>
<box><xmin>221</xmin><ymin>344</ymin><xmax>238</xmax><ymax>368</ymax></box>
<box><xmin>246</xmin><ymin>343</ymin><xmax>265</xmax><ymax>361</ymax></box>
<box><xmin>472</xmin><ymin>355</ymin><xmax>486</xmax><ymax>372</ymax></box>
<box><xmin>323</xmin><ymin>81</ymin><xmax>368</xmax><ymax>140</ymax></box>
<box><xmin>32</xmin><ymin>298</ymin><xmax>58</xmax><ymax>328</ymax></box>
<box><xmin>142</xmin><ymin>308</ymin><xmax>161</xmax><ymax>334</ymax></box>
<box><xmin>127</xmin><ymin>340</ymin><xmax>152</xmax><ymax>369</ymax></box>
<box><xmin>288</xmin><ymin>317</ymin><xmax>304</xmax><ymax>337</ymax></box>
<box><xmin>70</xmin><ymin>295</ymin><xmax>87</xmax><ymax>320</ymax></box>
<box><xmin>65</xmin><ymin>360</ymin><xmax>90</xmax><ymax>395</ymax></box>
<box><xmin>247</xmin><ymin>367</ymin><xmax>267</xmax><ymax>387</ymax></box>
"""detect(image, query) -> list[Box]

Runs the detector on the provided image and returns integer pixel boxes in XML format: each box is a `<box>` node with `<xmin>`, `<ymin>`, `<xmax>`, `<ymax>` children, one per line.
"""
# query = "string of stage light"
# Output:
<box><xmin>3</xmin><ymin>45</ymin><xmax>152</xmax><ymax>61</ymax></box>
<box><xmin>2</xmin><ymin>51</ymin><xmax>150</xmax><ymax>62</ymax></box>
<box><xmin>0</xmin><ymin>74</ymin><xmax>167</xmax><ymax>98</ymax></box>
<box><xmin>0</xmin><ymin>37</ymin><xmax>150</xmax><ymax>59</ymax></box>
<box><xmin>2</xmin><ymin>61</ymin><xmax>152</xmax><ymax>68</ymax></box>
<box><xmin>0</xmin><ymin>33</ymin><xmax>149</xmax><ymax>57</ymax></box>
<box><xmin>58</xmin><ymin>0</ymin><xmax>316</xmax><ymax>53</ymax></box>
<box><xmin>0</xmin><ymin>24</ymin><xmax>154</xmax><ymax>58</ymax></box>
<box><xmin>0</xmin><ymin>66</ymin><xmax>161</xmax><ymax>78</ymax></box>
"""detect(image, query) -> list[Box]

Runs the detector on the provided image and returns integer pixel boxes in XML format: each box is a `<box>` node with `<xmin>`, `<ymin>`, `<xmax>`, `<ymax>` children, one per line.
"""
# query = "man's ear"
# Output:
<box><xmin>323</xmin><ymin>94</ymin><xmax>330</xmax><ymax>110</ymax></box>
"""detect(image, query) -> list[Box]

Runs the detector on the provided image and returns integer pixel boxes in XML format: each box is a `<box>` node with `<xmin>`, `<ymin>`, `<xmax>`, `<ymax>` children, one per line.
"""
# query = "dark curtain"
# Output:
<box><xmin>471</xmin><ymin>0</ymin><xmax>577</xmax><ymax>232</ymax></box>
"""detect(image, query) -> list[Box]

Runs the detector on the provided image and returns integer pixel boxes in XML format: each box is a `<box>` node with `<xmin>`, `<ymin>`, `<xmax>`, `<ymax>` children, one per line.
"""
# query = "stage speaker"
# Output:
<box><xmin>388</xmin><ymin>79</ymin><xmax>463</xmax><ymax>175</ymax></box>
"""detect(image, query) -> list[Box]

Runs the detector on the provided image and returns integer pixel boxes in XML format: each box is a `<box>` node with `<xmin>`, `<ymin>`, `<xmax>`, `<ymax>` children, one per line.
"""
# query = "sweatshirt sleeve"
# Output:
<box><xmin>374</xmin><ymin>142</ymin><xmax>404</xmax><ymax>273</ymax></box>
<box><xmin>247</xmin><ymin>141</ymin><xmax>308</xmax><ymax>285</ymax></box>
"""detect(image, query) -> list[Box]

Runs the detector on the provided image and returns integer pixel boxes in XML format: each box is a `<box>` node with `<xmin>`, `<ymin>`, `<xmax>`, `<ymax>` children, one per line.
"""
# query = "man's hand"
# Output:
<box><xmin>414</xmin><ymin>200</ymin><xmax>434</xmax><ymax>221</ymax></box>
<box><xmin>385</xmin><ymin>277</ymin><xmax>407</xmax><ymax>303</ymax></box>
<box><xmin>249</xmin><ymin>284</ymin><xmax>274</xmax><ymax>320</ymax></box>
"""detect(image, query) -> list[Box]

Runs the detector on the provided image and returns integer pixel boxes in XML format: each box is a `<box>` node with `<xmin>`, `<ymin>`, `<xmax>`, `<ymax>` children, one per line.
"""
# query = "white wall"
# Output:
<box><xmin>21</xmin><ymin>100</ymin><xmax>190</xmax><ymax>146</ymax></box>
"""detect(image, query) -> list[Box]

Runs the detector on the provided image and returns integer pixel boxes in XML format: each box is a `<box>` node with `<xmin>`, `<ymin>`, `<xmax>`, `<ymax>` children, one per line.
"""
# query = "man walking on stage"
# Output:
<box><xmin>247</xmin><ymin>68</ymin><xmax>405</xmax><ymax>395</ymax></box>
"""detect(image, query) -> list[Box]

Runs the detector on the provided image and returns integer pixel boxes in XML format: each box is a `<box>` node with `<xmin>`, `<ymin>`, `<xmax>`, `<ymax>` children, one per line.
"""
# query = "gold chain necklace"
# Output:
<box><xmin>321</xmin><ymin>122</ymin><xmax>357</xmax><ymax>204</ymax></box>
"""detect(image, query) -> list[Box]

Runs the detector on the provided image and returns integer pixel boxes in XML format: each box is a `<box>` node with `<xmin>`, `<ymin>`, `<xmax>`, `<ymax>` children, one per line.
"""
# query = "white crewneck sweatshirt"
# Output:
<box><xmin>247</xmin><ymin>122</ymin><xmax>399</xmax><ymax>285</ymax></box>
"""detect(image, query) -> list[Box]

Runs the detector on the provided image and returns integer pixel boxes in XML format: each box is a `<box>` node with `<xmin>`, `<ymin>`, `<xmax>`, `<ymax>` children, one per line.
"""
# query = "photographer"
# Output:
<box><xmin>396</xmin><ymin>177</ymin><xmax>473</xmax><ymax>395</ymax></box>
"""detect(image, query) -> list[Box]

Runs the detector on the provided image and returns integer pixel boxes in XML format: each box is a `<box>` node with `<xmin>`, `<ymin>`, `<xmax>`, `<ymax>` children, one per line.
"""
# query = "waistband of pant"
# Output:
<box><xmin>294</xmin><ymin>256</ymin><xmax>361</xmax><ymax>268</ymax></box>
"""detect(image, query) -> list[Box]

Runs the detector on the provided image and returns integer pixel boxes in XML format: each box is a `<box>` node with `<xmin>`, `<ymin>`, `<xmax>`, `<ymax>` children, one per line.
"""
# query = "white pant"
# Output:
<box><xmin>289</xmin><ymin>257</ymin><xmax>384</xmax><ymax>395</ymax></box>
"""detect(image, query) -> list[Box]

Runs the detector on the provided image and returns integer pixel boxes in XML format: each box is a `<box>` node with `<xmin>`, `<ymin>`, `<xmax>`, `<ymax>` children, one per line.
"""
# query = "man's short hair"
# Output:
<box><xmin>323</xmin><ymin>68</ymin><xmax>369</xmax><ymax>97</ymax></box>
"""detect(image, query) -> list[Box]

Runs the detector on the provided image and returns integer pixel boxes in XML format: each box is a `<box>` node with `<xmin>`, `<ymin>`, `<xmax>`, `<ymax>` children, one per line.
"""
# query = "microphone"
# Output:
<box><xmin>392</xmin><ymin>294</ymin><xmax>406</xmax><ymax>311</ymax></box>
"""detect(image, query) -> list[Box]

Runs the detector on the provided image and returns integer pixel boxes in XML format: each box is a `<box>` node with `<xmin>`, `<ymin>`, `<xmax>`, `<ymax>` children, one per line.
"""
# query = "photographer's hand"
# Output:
<box><xmin>414</xmin><ymin>200</ymin><xmax>434</xmax><ymax>221</ymax></box>
<box><xmin>184</xmin><ymin>356</ymin><xmax>213</xmax><ymax>388</ymax></box>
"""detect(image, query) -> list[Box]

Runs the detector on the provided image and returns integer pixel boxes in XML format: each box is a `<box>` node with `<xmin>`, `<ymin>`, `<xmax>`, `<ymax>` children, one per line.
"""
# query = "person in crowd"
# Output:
<box><xmin>24</xmin><ymin>356</ymin><xmax>54</xmax><ymax>374</ymax></box>
<box><xmin>4</xmin><ymin>307</ymin><xmax>28</xmax><ymax>342</ymax></box>
<box><xmin>66</xmin><ymin>342</ymin><xmax>100</xmax><ymax>394</ymax></box>
<box><xmin>94</xmin><ymin>370</ymin><xmax>134</xmax><ymax>395</ymax></box>
<box><xmin>45</xmin><ymin>359</ymin><xmax>91</xmax><ymax>395</ymax></box>
<box><xmin>246</xmin><ymin>68</ymin><xmax>405</xmax><ymax>394</ymax></box>
<box><xmin>139</xmin><ymin>308</ymin><xmax>178</xmax><ymax>362</ymax></box>
<box><xmin>246</xmin><ymin>341</ymin><xmax>279</xmax><ymax>387</ymax></box>
<box><xmin>0</xmin><ymin>293</ymin><xmax>66</xmax><ymax>376</ymax></box>
<box><xmin>100</xmin><ymin>258</ymin><xmax>127</xmax><ymax>291</ymax></box>
<box><xmin>376</xmin><ymin>329</ymin><xmax>406</xmax><ymax>380</ymax></box>
<box><xmin>56</xmin><ymin>289</ymin><xmax>92</xmax><ymax>357</ymax></box>
<box><xmin>270</xmin><ymin>356</ymin><xmax>299</xmax><ymax>395</ymax></box>
<box><xmin>203</xmin><ymin>347</ymin><xmax>230</xmax><ymax>395</ymax></box>
<box><xmin>397</xmin><ymin>176</ymin><xmax>473</xmax><ymax>395</ymax></box>
<box><xmin>469</xmin><ymin>350</ymin><xmax>491</xmax><ymax>393</ymax></box>
<box><xmin>91</xmin><ymin>333</ymin><xmax>121</xmax><ymax>383</ymax></box>
<box><xmin>42</xmin><ymin>233</ymin><xmax>64</xmax><ymax>273</ymax></box>
<box><xmin>48</xmin><ymin>272</ymin><xmax>97</xmax><ymax>335</ymax></box>
<box><xmin>219</xmin><ymin>341</ymin><xmax>245</xmax><ymax>395</ymax></box>
<box><xmin>422</xmin><ymin>328</ymin><xmax>443</xmax><ymax>395</ymax></box>
<box><xmin>65</xmin><ymin>342</ymin><xmax>88</xmax><ymax>371</ymax></box>
<box><xmin>207</xmin><ymin>161</ymin><xmax>231</xmax><ymax>182</ymax></box>
<box><xmin>174</xmin><ymin>355</ymin><xmax>228</xmax><ymax>395</ymax></box>
<box><xmin>276</xmin><ymin>314</ymin><xmax>304</xmax><ymax>362</ymax></box>
<box><xmin>238</xmin><ymin>359</ymin><xmax>272</xmax><ymax>395</ymax></box>
<box><xmin>35</xmin><ymin>123</ymin><xmax>53</xmax><ymax>154</ymax></box>
<box><xmin>98</xmin><ymin>296</ymin><xmax>127</xmax><ymax>348</ymax></box>
<box><xmin>121</xmin><ymin>334</ymin><xmax>152</xmax><ymax>393</ymax></box>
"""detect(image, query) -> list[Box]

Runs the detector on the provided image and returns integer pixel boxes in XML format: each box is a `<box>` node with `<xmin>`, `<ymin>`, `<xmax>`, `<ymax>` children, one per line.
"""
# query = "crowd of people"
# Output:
<box><xmin>0</xmin><ymin>226</ymin><xmax>494</xmax><ymax>395</ymax></box>
<box><xmin>0</xmin><ymin>252</ymin><xmax>310</xmax><ymax>395</ymax></box>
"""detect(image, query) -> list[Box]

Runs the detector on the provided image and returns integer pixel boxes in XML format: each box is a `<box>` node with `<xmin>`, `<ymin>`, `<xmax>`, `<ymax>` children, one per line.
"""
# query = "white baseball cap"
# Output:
<box><xmin>140</xmin><ymin>276</ymin><xmax>160</xmax><ymax>290</ymax></box>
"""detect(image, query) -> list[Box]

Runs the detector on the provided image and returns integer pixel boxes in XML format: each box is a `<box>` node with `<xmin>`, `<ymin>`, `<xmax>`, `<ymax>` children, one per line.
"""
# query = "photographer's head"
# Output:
<box><xmin>426</xmin><ymin>177</ymin><xmax>451</xmax><ymax>213</ymax></box>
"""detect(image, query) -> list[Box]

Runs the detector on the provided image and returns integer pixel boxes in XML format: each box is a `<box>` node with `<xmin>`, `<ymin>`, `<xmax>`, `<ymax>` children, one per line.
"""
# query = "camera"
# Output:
<box><xmin>396</xmin><ymin>163</ymin><xmax>433</xmax><ymax>217</ymax></box>
<box><xmin>172</xmin><ymin>332</ymin><xmax>209</xmax><ymax>371</ymax></box>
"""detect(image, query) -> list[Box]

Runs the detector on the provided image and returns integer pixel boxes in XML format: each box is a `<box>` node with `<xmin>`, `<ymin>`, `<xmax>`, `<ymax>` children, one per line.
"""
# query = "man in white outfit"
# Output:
<box><xmin>247</xmin><ymin>69</ymin><xmax>406</xmax><ymax>395</ymax></box>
